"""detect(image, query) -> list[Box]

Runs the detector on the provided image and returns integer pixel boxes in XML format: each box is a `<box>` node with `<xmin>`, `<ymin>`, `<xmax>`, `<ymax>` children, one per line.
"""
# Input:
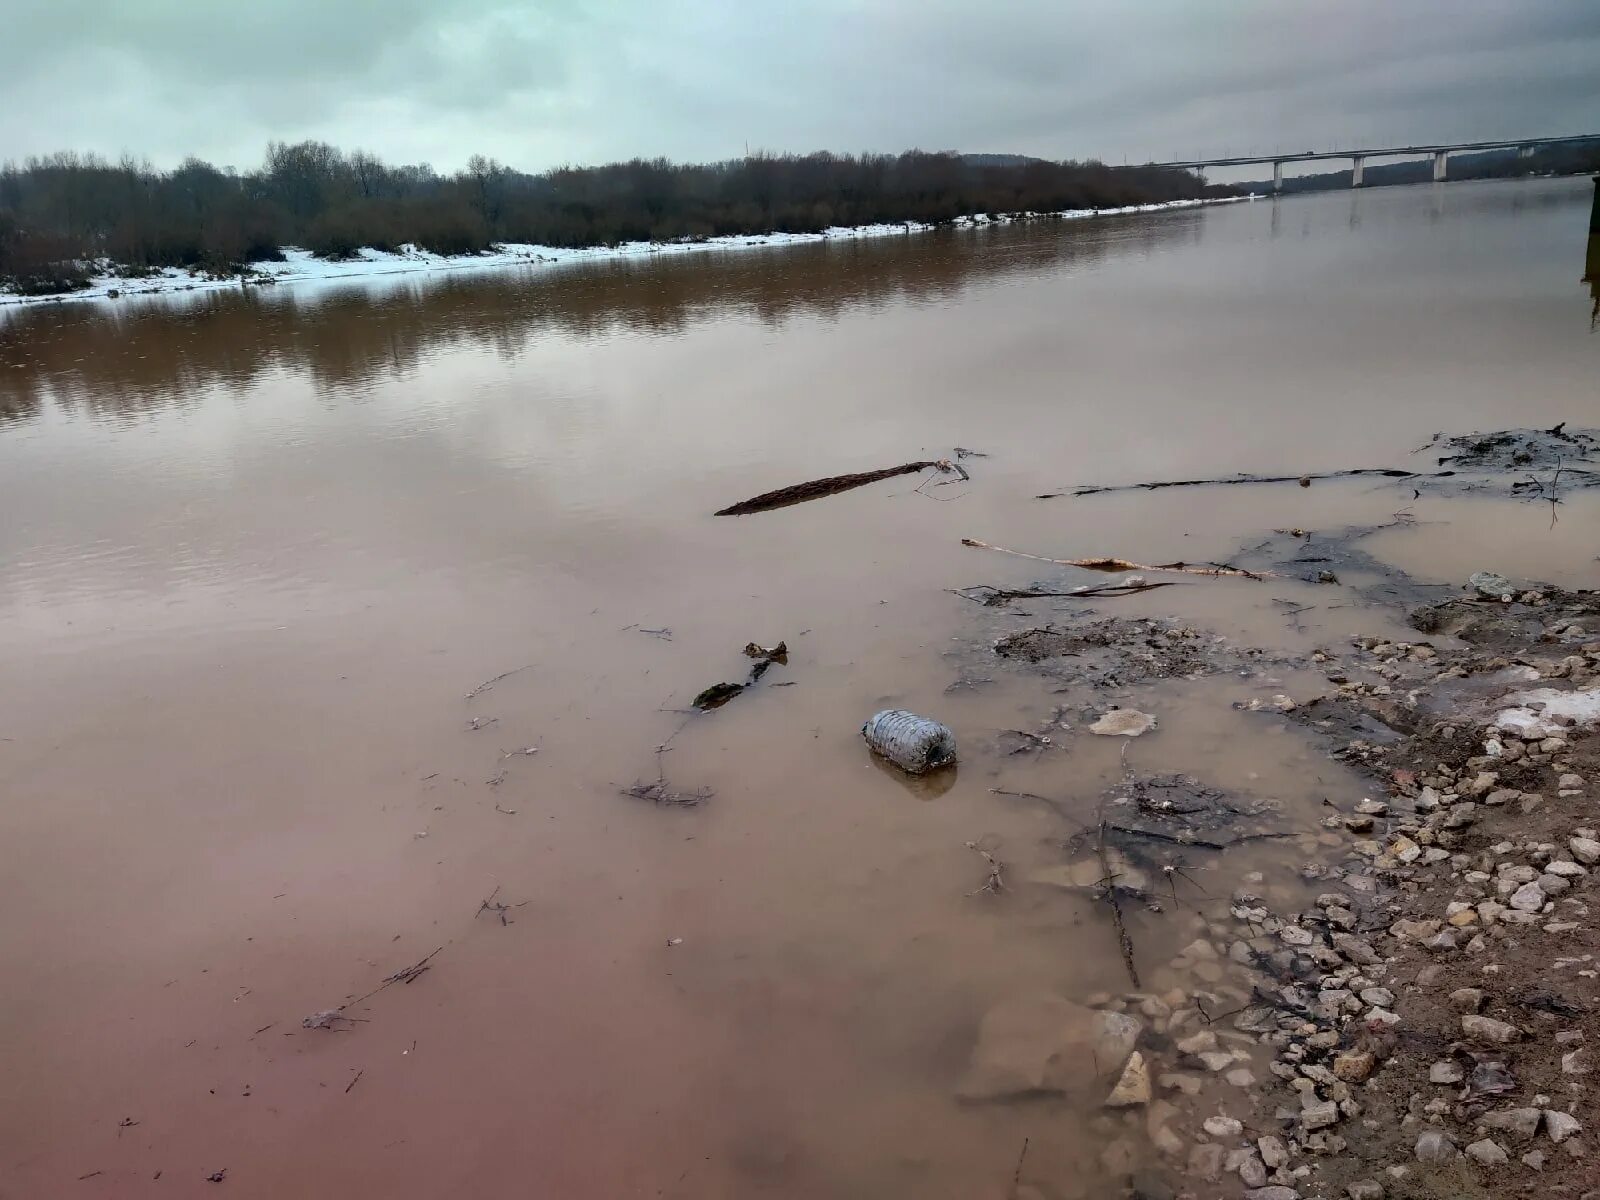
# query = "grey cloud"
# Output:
<box><xmin>1</xmin><ymin>0</ymin><xmax>1596</xmax><ymax>173</ymax></box>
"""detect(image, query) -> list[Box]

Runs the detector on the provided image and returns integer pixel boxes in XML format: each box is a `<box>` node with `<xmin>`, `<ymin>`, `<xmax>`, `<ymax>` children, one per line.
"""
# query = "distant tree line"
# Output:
<box><xmin>0</xmin><ymin>142</ymin><xmax>1225</xmax><ymax>294</ymax></box>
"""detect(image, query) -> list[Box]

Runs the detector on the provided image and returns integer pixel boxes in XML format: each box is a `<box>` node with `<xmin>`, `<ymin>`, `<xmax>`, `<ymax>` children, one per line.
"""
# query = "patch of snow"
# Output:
<box><xmin>1494</xmin><ymin>686</ymin><xmax>1600</xmax><ymax>739</ymax></box>
<box><xmin>0</xmin><ymin>197</ymin><xmax>1244</xmax><ymax>309</ymax></box>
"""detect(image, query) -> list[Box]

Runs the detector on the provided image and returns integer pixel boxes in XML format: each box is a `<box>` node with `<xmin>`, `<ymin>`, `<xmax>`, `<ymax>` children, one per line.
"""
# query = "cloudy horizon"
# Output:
<box><xmin>4</xmin><ymin>0</ymin><xmax>1600</xmax><ymax>175</ymax></box>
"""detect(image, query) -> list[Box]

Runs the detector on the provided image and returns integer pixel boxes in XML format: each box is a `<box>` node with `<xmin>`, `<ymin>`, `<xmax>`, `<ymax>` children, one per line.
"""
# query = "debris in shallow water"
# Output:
<box><xmin>1040</xmin><ymin>466</ymin><xmax>1422</xmax><ymax>498</ymax></box>
<box><xmin>620</xmin><ymin>625</ymin><xmax>672</xmax><ymax>640</ymax></box>
<box><xmin>951</xmin><ymin>580</ymin><xmax>1178</xmax><ymax>605</ymax></box>
<box><xmin>476</xmin><ymin>885</ymin><xmax>528</xmax><ymax>926</ymax></box>
<box><xmin>302</xmin><ymin>1009</ymin><xmax>362</xmax><ymax>1031</ymax></box>
<box><xmin>623</xmin><ymin>779</ymin><xmax>713</xmax><ymax>807</ymax></box>
<box><xmin>862</xmin><ymin>709</ymin><xmax>957</xmax><ymax>774</ymax></box>
<box><xmin>965</xmin><ymin>840</ymin><xmax>1005</xmax><ymax>895</ymax></box>
<box><xmin>1094</xmin><ymin>814</ymin><xmax>1141</xmax><ymax>987</ymax></box>
<box><xmin>465</xmin><ymin>665</ymin><xmax>533</xmax><ymax>701</ymax></box>
<box><xmin>714</xmin><ymin>459</ymin><xmax>966</xmax><ymax>516</ymax></box>
<box><xmin>691</xmin><ymin>681</ymin><xmax>745</xmax><ymax>710</ymax></box>
<box><xmin>1090</xmin><ymin>709</ymin><xmax>1157</xmax><ymax>737</ymax></box>
<box><xmin>961</xmin><ymin>538</ymin><xmax>1271</xmax><ymax>579</ymax></box>
<box><xmin>692</xmin><ymin>639</ymin><xmax>791</xmax><ymax>709</ymax></box>
<box><xmin>1470</xmin><ymin>570</ymin><xmax>1516</xmax><ymax>600</ymax></box>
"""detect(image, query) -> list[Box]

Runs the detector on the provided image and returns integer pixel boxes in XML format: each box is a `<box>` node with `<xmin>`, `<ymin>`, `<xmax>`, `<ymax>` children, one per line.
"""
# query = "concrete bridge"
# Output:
<box><xmin>1150</xmin><ymin>135</ymin><xmax>1600</xmax><ymax>191</ymax></box>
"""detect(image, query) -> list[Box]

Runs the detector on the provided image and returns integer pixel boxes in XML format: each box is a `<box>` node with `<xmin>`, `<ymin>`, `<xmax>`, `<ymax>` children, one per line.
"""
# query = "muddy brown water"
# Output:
<box><xmin>1</xmin><ymin>178</ymin><xmax>1597</xmax><ymax>1199</ymax></box>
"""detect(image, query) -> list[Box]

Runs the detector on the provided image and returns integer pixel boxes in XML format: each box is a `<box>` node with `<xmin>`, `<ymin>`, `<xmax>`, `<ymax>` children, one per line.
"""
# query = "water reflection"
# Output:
<box><xmin>0</xmin><ymin>214</ymin><xmax>1200</xmax><ymax>423</ymax></box>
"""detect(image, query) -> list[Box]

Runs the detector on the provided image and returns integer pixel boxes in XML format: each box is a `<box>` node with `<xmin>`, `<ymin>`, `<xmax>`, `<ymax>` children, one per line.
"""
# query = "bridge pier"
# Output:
<box><xmin>1351</xmin><ymin>155</ymin><xmax>1365</xmax><ymax>188</ymax></box>
<box><xmin>1272</xmin><ymin>160</ymin><xmax>1283</xmax><ymax>193</ymax></box>
<box><xmin>1432</xmin><ymin>151</ymin><xmax>1447</xmax><ymax>182</ymax></box>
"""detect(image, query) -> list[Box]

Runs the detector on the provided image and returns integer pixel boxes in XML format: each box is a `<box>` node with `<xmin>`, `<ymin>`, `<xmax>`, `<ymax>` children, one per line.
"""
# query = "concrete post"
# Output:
<box><xmin>1432</xmin><ymin>151</ymin><xmax>1447</xmax><ymax>182</ymax></box>
<box><xmin>1351</xmin><ymin>155</ymin><xmax>1365</xmax><ymax>188</ymax></box>
<box><xmin>1272</xmin><ymin>160</ymin><xmax>1283</xmax><ymax>193</ymax></box>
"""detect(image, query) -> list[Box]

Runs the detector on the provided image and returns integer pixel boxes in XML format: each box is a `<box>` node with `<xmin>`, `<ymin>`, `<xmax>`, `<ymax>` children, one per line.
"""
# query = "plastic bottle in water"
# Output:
<box><xmin>862</xmin><ymin>709</ymin><xmax>958</xmax><ymax>774</ymax></box>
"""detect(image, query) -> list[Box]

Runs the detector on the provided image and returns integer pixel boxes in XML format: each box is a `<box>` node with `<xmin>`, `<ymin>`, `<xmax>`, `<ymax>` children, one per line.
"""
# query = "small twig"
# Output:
<box><xmin>990</xmin><ymin>787</ymin><xmax>1080</xmax><ymax>825</ymax></box>
<box><xmin>964</xmin><ymin>841</ymin><xmax>1005</xmax><ymax>895</ymax></box>
<box><xmin>951</xmin><ymin>581</ymin><xmax>1179</xmax><ymax>605</ymax></box>
<box><xmin>960</xmin><ymin>539</ymin><xmax>1274</xmax><ymax>579</ymax></box>
<box><xmin>340</xmin><ymin>947</ymin><xmax>444</xmax><ymax>1011</ymax></box>
<box><xmin>345</xmin><ymin>1069</ymin><xmax>363</xmax><ymax>1094</ymax></box>
<box><xmin>476</xmin><ymin>885</ymin><xmax>529</xmax><ymax>925</ymax></box>
<box><xmin>1043</xmin><ymin>466</ymin><xmax>1421</xmax><ymax>498</ymax></box>
<box><xmin>1095</xmin><ymin>811</ymin><xmax>1140</xmax><ymax>987</ymax></box>
<box><xmin>1009</xmin><ymin>1137</ymin><xmax>1030</xmax><ymax>1199</ymax></box>
<box><xmin>493</xmin><ymin>803</ymin><xmax>518</xmax><ymax>815</ymax></box>
<box><xmin>466</xmin><ymin>665</ymin><xmax>533</xmax><ymax>701</ymax></box>
<box><xmin>466</xmin><ymin>716</ymin><xmax>498</xmax><ymax>731</ymax></box>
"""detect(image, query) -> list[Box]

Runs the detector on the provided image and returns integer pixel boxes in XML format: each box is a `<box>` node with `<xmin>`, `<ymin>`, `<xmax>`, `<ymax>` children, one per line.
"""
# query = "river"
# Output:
<box><xmin>1</xmin><ymin>178</ymin><xmax>1596</xmax><ymax>1199</ymax></box>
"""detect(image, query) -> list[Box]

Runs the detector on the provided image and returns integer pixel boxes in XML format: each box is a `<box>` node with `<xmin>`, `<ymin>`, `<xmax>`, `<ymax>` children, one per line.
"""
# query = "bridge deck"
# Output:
<box><xmin>1151</xmin><ymin>134</ymin><xmax>1600</xmax><ymax>171</ymax></box>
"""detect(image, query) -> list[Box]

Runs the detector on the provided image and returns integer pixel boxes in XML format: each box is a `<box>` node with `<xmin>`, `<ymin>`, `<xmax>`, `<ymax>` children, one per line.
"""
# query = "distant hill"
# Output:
<box><xmin>1236</xmin><ymin>142</ymin><xmax>1600</xmax><ymax>194</ymax></box>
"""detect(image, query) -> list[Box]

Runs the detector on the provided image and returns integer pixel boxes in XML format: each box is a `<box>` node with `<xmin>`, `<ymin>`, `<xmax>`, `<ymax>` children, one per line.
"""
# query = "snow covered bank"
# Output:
<box><xmin>0</xmin><ymin>197</ymin><xmax>1239</xmax><ymax>309</ymax></box>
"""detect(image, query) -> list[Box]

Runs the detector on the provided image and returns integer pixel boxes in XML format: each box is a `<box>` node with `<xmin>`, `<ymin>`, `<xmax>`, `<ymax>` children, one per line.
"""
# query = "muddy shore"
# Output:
<box><xmin>947</xmin><ymin>435</ymin><xmax>1599</xmax><ymax>1200</ymax></box>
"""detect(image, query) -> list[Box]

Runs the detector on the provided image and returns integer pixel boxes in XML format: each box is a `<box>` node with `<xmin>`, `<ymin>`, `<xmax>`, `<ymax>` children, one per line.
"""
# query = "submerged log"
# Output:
<box><xmin>715</xmin><ymin>460</ymin><xmax>965</xmax><ymax>516</ymax></box>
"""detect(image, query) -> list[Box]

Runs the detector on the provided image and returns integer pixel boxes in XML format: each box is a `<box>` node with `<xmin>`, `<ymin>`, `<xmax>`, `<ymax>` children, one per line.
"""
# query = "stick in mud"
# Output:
<box><xmin>1097</xmin><ymin>825</ymin><xmax>1141</xmax><ymax>987</ymax></box>
<box><xmin>715</xmin><ymin>460</ymin><xmax>967</xmax><ymax>516</ymax></box>
<box><xmin>1037</xmin><ymin>467</ymin><xmax>1426</xmax><ymax>498</ymax></box>
<box><xmin>960</xmin><ymin>539</ymin><xmax>1272</xmax><ymax>579</ymax></box>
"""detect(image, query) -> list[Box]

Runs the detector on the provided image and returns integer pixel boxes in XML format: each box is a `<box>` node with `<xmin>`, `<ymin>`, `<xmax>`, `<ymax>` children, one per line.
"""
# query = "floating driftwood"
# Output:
<box><xmin>960</xmin><ymin>539</ymin><xmax>1272</xmax><ymax>579</ymax></box>
<box><xmin>716</xmin><ymin>459</ymin><xmax>968</xmax><ymax>516</ymax></box>
<box><xmin>1039</xmin><ymin>467</ymin><xmax>1423</xmax><ymax>499</ymax></box>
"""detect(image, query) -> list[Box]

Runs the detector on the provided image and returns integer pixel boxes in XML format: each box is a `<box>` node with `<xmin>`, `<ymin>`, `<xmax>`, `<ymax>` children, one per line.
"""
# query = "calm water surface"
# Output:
<box><xmin>1</xmin><ymin>178</ymin><xmax>1597</xmax><ymax>1199</ymax></box>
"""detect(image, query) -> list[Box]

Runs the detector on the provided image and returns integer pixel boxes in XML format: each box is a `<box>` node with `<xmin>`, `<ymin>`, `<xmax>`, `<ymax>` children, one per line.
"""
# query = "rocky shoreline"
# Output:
<box><xmin>948</xmin><ymin>452</ymin><xmax>1600</xmax><ymax>1200</ymax></box>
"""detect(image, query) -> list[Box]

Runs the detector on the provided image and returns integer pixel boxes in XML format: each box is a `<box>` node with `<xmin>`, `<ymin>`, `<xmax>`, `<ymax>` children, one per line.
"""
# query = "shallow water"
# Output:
<box><xmin>1</xmin><ymin>178</ymin><xmax>1597</xmax><ymax>1199</ymax></box>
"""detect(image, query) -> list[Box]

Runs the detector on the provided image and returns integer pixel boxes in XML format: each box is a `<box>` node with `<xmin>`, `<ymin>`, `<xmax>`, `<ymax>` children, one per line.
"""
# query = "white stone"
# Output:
<box><xmin>1090</xmin><ymin>709</ymin><xmax>1157</xmax><ymax>737</ymax></box>
<box><xmin>1465</xmin><ymin>1138</ymin><xmax>1508</xmax><ymax>1165</ymax></box>
<box><xmin>958</xmin><ymin>993</ymin><xmax>1142</xmax><ymax>1100</ymax></box>
<box><xmin>1545</xmin><ymin>1111</ymin><xmax>1582</xmax><ymax>1144</ymax></box>
<box><xmin>1508</xmin><ymin>880</ymin><xmax>1546</xmax><ymax>912</ymax></box>
<box><xmin>1428</xmin><ymin>1061</ymin><xmax>1464</xmax><ymax>1084</ymax></box>
<box><xmin>1570</xmin><ymin>837</ymin><xmax>1600</xmax><ymax>866</ymax></box>
<box><xmin>1104</xmin><ymin>1050</ymin><xmax>1151</xmax><ymax>1107</ymax></box>
<box><xmin>1414</xmin><ymin>1129</ymin><xmax>1454</xmax><ymax>1162</ymax></box>
<box><xmin>1204</xmin><ymin>1115</ymin><xmax>1243</xmax><ymax>1138</ymax></box>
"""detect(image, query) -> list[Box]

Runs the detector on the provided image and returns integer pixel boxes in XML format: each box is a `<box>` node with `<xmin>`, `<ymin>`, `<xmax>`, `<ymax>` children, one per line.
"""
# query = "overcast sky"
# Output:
<box><xmin>4</xmin><ymin>0</ymin><xmax>1599</xmax><ymax>174</ymax></box>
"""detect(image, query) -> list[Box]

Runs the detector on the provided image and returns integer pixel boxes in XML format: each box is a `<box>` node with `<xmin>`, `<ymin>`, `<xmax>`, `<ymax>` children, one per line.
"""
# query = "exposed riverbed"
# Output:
<box><xmin>0</xmin><ymin>178</ymin><xmax>1596</xmax><ymax>1199</ymax></box>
